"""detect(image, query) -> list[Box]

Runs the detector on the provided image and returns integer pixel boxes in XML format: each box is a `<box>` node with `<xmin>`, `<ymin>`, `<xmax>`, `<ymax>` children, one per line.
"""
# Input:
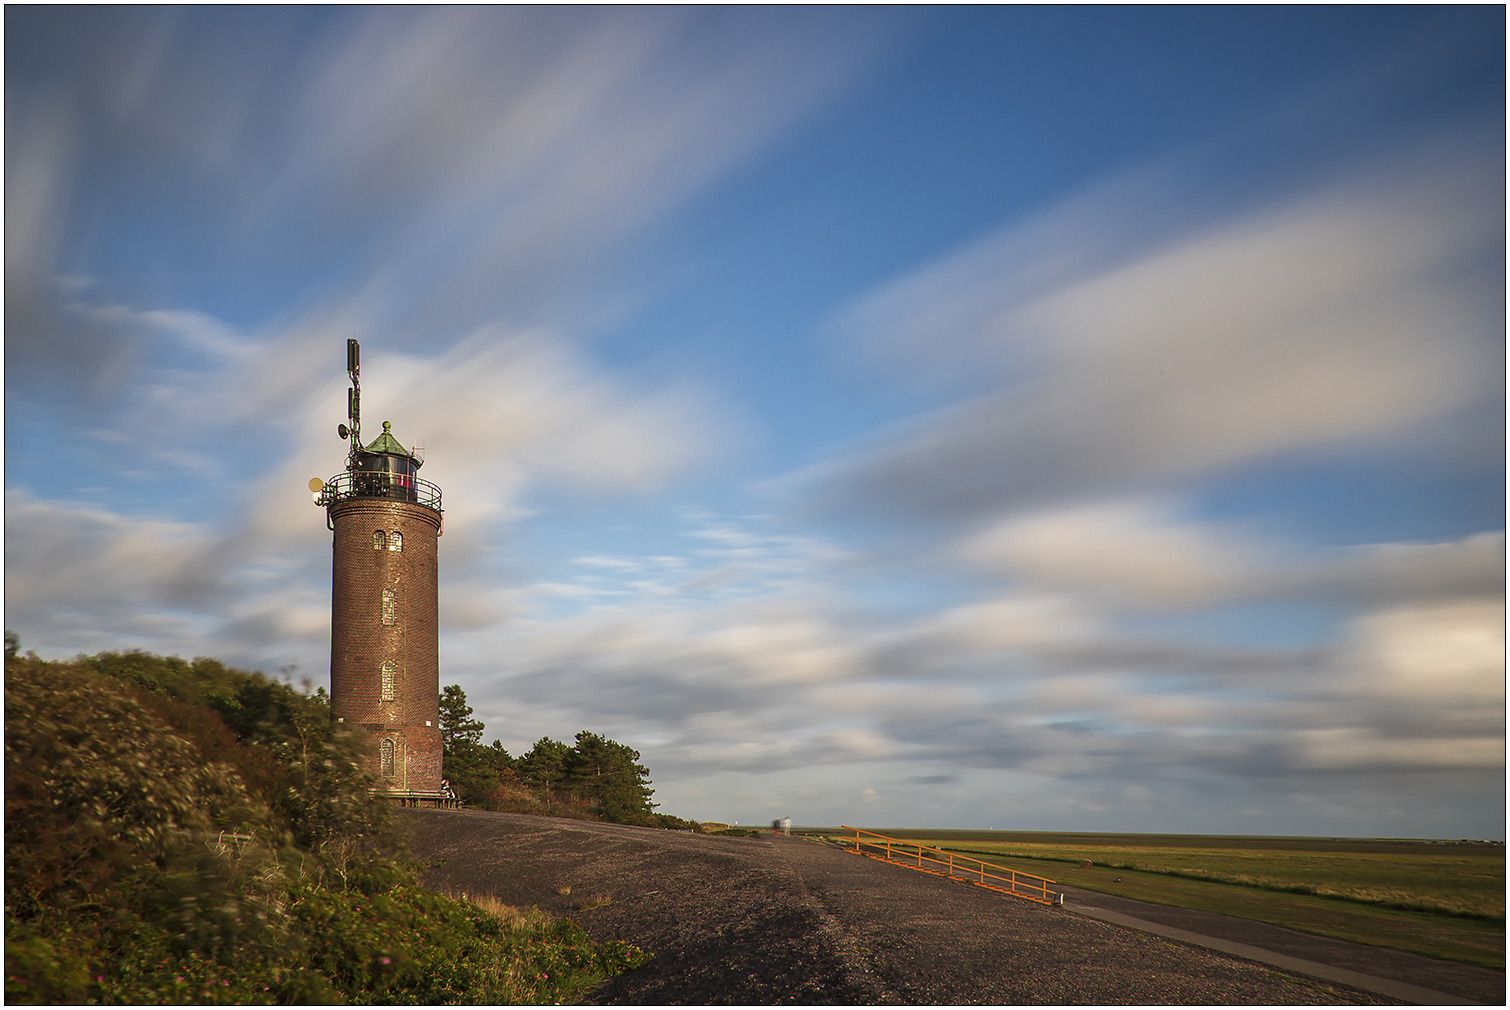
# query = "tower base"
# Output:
<box><xmin>346</xmin><ymin>723</ymin><xmax>445</xmax><ymax>794</ymax></box>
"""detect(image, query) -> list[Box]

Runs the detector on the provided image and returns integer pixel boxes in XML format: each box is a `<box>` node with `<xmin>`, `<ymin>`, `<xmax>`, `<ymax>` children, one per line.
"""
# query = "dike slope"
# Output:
<box><xmin>401</xmin><ymin>809</ymin><xmax>1403</xmax><ymax>1004</ymax></box>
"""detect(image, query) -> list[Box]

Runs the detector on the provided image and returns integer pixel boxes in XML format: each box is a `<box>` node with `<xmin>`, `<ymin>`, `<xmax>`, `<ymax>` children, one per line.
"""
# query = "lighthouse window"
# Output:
<box><xmin>381</xmin><ymin>587</ymin><xmax>397</xmax><ymax>625</ymax></box>
<box><xmin>373</xmin><ymin>530</ymin><xmax>386</xmax><ymax>550</ymax></box>
<box><xmin>389</xmin><ymin>530</ymin><xmax>403</xmax><ymax>552</ymax></box>
<box><xmin>380</xmin><ymin>738</ymin><xmax>396</xmax><ymax>776</ymax></box>
<box><xmin>380</xmin><ymin>660</ymin><xmax>396</xmax><ymax>702</ymax></box>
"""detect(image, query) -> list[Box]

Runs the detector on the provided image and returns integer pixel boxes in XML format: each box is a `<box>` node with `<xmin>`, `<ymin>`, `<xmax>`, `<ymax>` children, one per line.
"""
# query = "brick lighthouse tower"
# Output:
<box><xmin>314</xmin><ymin>339</ymin><xmax>448</xmax><ymax>803</ymax></box>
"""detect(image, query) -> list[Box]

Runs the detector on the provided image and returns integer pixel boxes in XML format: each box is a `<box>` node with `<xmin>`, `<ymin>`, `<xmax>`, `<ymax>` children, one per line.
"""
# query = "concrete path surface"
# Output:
<box><xmin>401</xmin><ymin>809</ymin><xmax>1498</xmax><ymax>1005</ymax></box>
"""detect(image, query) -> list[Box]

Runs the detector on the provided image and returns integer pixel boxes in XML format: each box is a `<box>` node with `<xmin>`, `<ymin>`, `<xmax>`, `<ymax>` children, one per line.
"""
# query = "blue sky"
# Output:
<box><xmin>6</xmin><ymin>6</ymin><xmax>1503</xmax><ymax>837</ymax></box>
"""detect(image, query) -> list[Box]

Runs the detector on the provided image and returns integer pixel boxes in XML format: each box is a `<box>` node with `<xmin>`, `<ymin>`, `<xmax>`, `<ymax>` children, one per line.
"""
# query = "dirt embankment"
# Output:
<box><xmin>402</xmin><ymin>809</ymin><xmax>1404</xmax><ymax>1005</ymax></box>
<box><xmin>405</xmin><ymin>809</ymin><xmax>863</xmax><ymax>1003</ymax></box>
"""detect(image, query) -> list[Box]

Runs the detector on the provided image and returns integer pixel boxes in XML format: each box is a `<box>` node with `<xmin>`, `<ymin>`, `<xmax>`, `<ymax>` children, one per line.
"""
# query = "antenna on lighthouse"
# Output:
<box><xmin>345</xmin><ymin>338</ymin><xmax>362</xmax><ymax>468</ymax></box>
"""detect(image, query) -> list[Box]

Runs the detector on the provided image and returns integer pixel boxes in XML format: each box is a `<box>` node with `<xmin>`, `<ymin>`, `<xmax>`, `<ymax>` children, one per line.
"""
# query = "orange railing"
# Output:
<box><xmin>836</xmin><ymin>826</ymin><xmax>1061</xmax><ymax>906</ymax></box>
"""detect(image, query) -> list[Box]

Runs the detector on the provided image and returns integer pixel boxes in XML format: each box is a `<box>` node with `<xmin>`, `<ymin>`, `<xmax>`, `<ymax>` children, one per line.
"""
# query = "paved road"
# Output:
<box><xmin>401</xmin><ymin>809</ymin><xmax>1496</xmax><ymax>1005</ymax></box>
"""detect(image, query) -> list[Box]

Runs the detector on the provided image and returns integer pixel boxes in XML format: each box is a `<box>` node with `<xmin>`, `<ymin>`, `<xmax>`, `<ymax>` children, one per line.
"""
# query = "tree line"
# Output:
<box><xmin>439</xmin><ymin>685</ymin><xmax>696</xmax><ymax>830</ymax></box>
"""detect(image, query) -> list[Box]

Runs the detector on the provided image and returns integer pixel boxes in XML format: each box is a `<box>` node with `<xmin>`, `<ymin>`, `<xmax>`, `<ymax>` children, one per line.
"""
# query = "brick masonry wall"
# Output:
<box><xmin>329</xmin><ymin>498</ymin><xmax>443</xmax><ymax>791</ymax></box>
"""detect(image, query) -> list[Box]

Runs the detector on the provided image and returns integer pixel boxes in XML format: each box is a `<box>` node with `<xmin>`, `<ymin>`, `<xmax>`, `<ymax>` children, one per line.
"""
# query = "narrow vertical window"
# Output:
<box><xmin>389</xmin><ymin>530</ymin><xmax>403</xmax><ymax>552</ymax></box>
<box><xmin>380</xmin><ymin>738</ymin><xmax>396</xmax><ymax>776</ymax></box>
<box><xmin>380</xmin><ymin>660</ymin><xmax>396</xmax><ymax>702</ymax></box>
<box><xmin>373</xmin><ymin>530</ymin><xmax>386</xmax><ymax>550</ymax></box>
<box><xmin>381</xmin><ymin>587</ymin><xmax>397</xmax><ymax>626</ymax></box>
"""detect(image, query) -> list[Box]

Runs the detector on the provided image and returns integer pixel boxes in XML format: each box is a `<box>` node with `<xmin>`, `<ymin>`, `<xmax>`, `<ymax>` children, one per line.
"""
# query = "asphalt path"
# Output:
<box><xmin>400</xmin><ymin>809</ymin><xmax>1498</xmax><ymax>1005</ymax></box>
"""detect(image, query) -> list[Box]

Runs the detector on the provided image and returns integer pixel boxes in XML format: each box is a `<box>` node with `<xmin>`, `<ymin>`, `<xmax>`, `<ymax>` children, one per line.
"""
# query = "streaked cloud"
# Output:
<box><xmin>6</xmin><ymin>7</ymin><xmax>880</xmax><ymax>395</ymax></box>
<box><xmin>6</xmin><ymin>8</ymin><xmax>1500</xmax><ymax>837</ymax></box>
<box><xmin>812</xmin><ymin>143</ymin><xmax>1501</xmax><ymax>523</ymax></box>
<box><xmin>1342</xmin><ymin>599</ymin><xmax>1505</xmax><ymax>702</ymax></box>
<box><xmin>959</xmin><ymin>499</ymin><xmax>1265</xmax><ymax>607</ymax></box>
<box><xmin>4</xmin><ymin>488</ymin><xmax>227</xmax><ymax>654</ymax></box>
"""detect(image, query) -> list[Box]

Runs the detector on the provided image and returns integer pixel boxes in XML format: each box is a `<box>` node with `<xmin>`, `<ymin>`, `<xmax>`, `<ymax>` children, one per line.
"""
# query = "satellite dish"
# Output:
<box><xmin>308</xmin><ymin>477</ymin><xmax>325</xmax><ymax>493</ymax></box>
<box><xmin>338</xmin><ymin>423</ymin><xmax>350</xmax><ymax>440</ymax></box>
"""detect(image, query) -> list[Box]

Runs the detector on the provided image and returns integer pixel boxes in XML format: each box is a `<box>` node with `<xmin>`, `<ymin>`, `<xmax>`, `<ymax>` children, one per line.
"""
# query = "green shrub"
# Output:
<box><xmin>5</xmin><ymin>660</ymin><xmax>289</xmax><ymax>974</ymax></box>
<box><xmin>5</xmin><ymin>652</ymin><xmax>651</xmax><ymax>1005</ymax></box>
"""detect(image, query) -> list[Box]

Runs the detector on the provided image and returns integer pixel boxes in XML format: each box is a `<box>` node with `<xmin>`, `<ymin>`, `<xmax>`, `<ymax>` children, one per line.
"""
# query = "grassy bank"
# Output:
<box><xmin>5</xmin><ymin>651</ymin><xmax>650</xmax><ymax>1004</ymax></box>
<box><xmin>807</xmin><ymin>828</ymin><xmax>1505</xmax><ymax>969</ymax></box>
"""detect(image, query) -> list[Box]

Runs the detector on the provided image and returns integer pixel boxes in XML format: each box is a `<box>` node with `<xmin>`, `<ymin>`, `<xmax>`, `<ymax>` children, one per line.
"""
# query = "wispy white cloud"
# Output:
<box><xmin>959</xmin><ymin>502</ymin><xmax>1504</xmax><ymax>610</ymax></box>
<box><xmin>1340</xmin><ymin>598</ymin><xmax>1504</xmax><ymax>703</ymax></box>
<box><xmin>6</xmin><ymin>8</ymin><xmax>882</xmax><ymax>402</ymax></box>
<box><xmin>273</xmin><ymin>8</ymin><xmax>879</xmax><ymax>336</ymax></box>
<box><xmin>4</xmin><ymin>488</ymin><xmax>228</xmax><ymax>654</ymax></box>
<box><xmin>959</xmin><ymin>499</ymin><xmax>1267</xmax><ymax>607</ymax></box>
<box><xmin>809</xmin><ymin>141</ymin><xmax>1502</xmax><ymax>523</ymax></box>
<box><xmin>1292</xmin><ymin>728</ymin><xmax>1503</xmax><ymax>770</ymax></box>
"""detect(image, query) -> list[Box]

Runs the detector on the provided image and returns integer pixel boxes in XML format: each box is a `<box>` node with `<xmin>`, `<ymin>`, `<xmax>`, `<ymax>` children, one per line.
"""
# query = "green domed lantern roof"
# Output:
<box><xmin>364</xmin><ymin>420</ymin><xmax>413</xmax><ymax>457</ymax></box>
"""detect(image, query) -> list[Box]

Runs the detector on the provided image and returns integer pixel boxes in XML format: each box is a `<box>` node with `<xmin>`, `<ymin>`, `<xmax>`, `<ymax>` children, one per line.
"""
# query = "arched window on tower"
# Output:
<box><xmin>381</xmin><ymin>587</ymin><xmax>397</xmax><ymax>626</ymax></box>
<box><xmin>373</xmin><ymin>529</ymin><xmax>387</xmax><ymax>550</ymax></box>
<box><xmin>380</xmin><ymin>660</ymin><xmax>396</xmax><ymax>702</ymax></box>
<box><xmin>389</xmin><ymin>530</ymin><xmax>403</xmax><ymax>552</ymax></box>
<box><xmin>380</xmin><ymin>738</ymin><xmax>396</xmax><ymax>776</ymax></box>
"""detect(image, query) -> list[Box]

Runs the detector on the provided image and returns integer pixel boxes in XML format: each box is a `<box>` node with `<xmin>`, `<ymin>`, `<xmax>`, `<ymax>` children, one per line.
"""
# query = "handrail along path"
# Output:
<box><xmin>837</xmin><ymin>825</ymin><xmax>1062</xmax><ymax>906</ymax></box>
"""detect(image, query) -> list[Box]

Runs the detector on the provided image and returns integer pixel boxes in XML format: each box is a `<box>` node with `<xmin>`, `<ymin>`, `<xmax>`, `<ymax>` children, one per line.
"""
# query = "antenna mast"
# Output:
<box><xmin>346</xmin><ymin>338</ymin><xmax>362</xmax><ymax>469</ymax></box>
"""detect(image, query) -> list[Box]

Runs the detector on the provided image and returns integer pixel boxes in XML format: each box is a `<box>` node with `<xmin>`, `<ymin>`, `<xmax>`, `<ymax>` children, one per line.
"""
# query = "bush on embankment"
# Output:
<box><xmin>4</xmin><ymin>650</ymin><xmax>649</xmax><ymax>1005</ymax></box>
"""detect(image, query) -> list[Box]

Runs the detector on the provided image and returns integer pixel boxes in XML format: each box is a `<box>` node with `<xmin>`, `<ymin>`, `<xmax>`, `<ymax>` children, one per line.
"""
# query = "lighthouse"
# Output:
<box><xmin>314</xmin><ymin>339</ymin><xmax>448</xmax><ymax>803</ymax></box>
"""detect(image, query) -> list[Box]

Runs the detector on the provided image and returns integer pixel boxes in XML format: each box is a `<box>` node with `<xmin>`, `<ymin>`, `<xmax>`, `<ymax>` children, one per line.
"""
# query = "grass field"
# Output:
<box><xmin>804</xmin><ymin>828</ymin><xmax>1505</xmax><ymax>969</ymax></box>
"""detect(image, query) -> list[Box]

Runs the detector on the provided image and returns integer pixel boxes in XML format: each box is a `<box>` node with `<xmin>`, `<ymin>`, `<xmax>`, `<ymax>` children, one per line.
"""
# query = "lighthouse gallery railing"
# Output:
<box><xmin>320</xmin><ymin>471</ymin><xmax>443</xmax><ymax>511</ymax></box>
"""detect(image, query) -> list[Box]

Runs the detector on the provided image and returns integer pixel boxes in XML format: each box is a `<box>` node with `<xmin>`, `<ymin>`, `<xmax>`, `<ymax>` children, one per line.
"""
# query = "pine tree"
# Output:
<box><xmin>563</xmin><ymin>731</ymin><xmax>656</xmax><ymax>824</ymax></box>
<box><xmin>439</xmin><ymin>684</ymin><xmax>484</xmax><ymax>751</ymax></box>
<box><xmin>516</xmin><ymin>737</ymin><xmax>571</xmax><ymax>798</ymax></box>
<box><xmin>437</xmin><ymin>685</ymin><xmax>514</xmax><ymax>805</ymax></box>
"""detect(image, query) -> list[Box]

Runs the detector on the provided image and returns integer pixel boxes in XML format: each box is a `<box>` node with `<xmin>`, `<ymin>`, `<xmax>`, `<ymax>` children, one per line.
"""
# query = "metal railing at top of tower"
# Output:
<box><xmin>317</xmin><ymin>470</ymin><xmax>443</xmax><ymax>511</ymax></box>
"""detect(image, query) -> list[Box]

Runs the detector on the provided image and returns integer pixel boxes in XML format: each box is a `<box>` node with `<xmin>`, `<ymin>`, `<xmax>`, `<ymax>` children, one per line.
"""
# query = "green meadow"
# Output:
<box><xmin>807</xmin><ymin>829</ymin><xmax>1505</xmax><ymax>969</ymax></box>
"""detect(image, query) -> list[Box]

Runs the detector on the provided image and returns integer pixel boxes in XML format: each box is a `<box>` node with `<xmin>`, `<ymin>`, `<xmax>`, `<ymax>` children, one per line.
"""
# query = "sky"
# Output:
<box><xmin>6</xmin><ymin>6</ymin><xmax>1504</xmax><ymax>838</ymax></box>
